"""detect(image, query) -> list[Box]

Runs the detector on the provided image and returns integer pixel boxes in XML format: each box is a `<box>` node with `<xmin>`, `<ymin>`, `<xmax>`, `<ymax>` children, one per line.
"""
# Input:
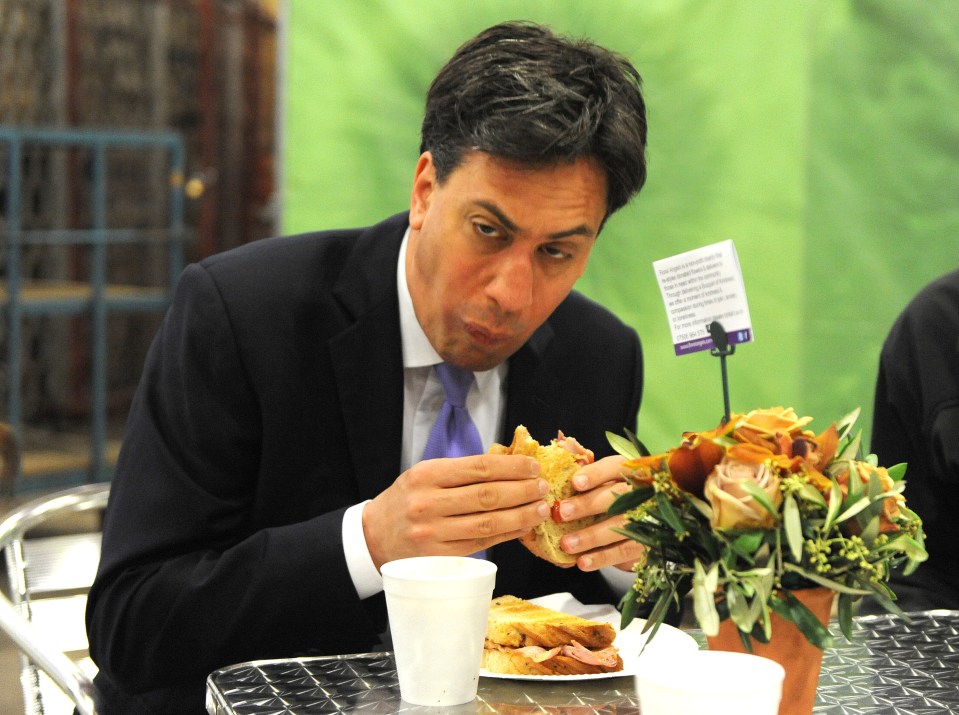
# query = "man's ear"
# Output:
<box><xmin>409</xmin><ymin>152</ymin><xmax>436</xmax><ymax>230</ymax></box>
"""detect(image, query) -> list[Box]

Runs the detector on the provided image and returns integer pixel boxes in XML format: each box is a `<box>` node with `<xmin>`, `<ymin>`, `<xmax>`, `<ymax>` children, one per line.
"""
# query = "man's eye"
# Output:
<box><xmin>542</xmin><ymin>245</ymin><xmax>572</xmax><ymax>260</ymax></box>
<box><xmin>474</xmin><ymin>222</ymin><xmax>502</xmax><ymax>239</ymax></box>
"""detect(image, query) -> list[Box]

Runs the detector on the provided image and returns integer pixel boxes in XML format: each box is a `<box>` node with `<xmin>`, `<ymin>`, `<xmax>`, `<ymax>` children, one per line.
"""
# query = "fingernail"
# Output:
<box><xmin>573</xmin><ymin>473</ymin><xmax>588</xmax><ymax>490</ymax></box>
<box><xmin>564</xmin><ymin>534</ymin><xmax>580</xmax><ymax>549</ymax></box>
<box><xmin>538</xmin><ymin>479</ymin><xmax>549</xmax><ymax>496</ymax></box>
<box><xmin>529</xmin><ymin>458</ymin><xmax>541</xmax><ymax>475</ymax></box>
<box><xmin>537</xmin><ymin>502</ymin><xmax>550</xmax><ymax>519</ymax></box>
<box><xmin>559</xmin><ymin>502</ymin><xmax>574</xmax><ymax>520</ymax></box>
<box><xmin>581</xmin><ymin>555</ymin><xmax>593</xmax><ymax>569</ymax></box>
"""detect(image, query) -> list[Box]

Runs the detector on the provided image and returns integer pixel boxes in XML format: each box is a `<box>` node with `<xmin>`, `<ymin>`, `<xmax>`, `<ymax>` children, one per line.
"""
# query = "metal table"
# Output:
<box><xmin>206</xmin><ymin>610</ymin><xmax>959</xmax><ymax>714</ymax></box>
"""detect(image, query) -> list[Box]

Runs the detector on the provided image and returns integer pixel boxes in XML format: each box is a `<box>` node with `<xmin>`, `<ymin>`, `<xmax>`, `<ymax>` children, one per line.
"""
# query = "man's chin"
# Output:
<box><xmin>442</xmin><ymin>342</ymin><xmax>522</xmax><ymax>372</ymax></box>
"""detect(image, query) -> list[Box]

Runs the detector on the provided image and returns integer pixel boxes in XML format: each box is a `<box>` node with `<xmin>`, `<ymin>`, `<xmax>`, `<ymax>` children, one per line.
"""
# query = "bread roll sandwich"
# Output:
<box><xmin>482</xmin><ymin>595</ymin><xmax>623</xmax><ymax>676</ymax></box>
<box><xmin>489</xmin><ymin>425</ymin><xmax>598</xmax><ymax>565</ymax></box>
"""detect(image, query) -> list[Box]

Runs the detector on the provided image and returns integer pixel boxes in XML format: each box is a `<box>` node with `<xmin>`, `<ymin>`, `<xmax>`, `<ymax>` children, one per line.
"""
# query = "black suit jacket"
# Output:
<box><xmin>867</xmin><ymin>268</ymin><xmax>959</xmax><ymax>612</ymax></box>
<box><xmin>86</xmin><ymin>212</ymin><xmax>643</xmax><ymax>713</ymax></box>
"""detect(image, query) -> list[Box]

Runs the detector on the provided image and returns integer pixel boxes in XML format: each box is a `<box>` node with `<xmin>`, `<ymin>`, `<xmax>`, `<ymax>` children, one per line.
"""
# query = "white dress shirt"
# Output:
<box><xmin>342</xmin><ymin>229</ymin><xmax>506</xmax><ymax>599</ymax></box>
<box><xmin>340</xmin><ymin>228</ymin><xmax>634</xmax><ymax>599</ymax></box>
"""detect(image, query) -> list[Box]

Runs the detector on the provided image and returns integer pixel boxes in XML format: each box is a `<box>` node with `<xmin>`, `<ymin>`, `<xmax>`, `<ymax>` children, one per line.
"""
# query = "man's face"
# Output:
<box><xmin>406</xmin><ymin>150</ymin><xmax>608</xmax><ymax>372</ymax></box>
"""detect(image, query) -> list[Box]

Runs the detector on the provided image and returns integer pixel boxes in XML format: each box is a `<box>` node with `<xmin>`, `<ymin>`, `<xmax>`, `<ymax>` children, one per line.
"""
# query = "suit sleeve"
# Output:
<box><xmin>86</xmin><ymin>263</ymin><xmax>384</xmax><ymax>692</ymax></box>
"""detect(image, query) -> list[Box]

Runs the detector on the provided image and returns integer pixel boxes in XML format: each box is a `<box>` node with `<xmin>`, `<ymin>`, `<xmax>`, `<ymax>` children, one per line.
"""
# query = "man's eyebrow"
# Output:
<box><xmin>476</xmin><ymin>201</ymin><xmax>519</xmax><ymax>233</ymax></box>
<box><xmin>475</xmin><ymin>200</ymin><xmax>596</xmax><ymax>240</ymax></box>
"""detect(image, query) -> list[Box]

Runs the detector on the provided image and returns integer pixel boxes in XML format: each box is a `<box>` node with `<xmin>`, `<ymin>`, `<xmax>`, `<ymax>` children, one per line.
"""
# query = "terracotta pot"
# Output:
<box><xmin>705</xmin><ymin>587</ymin><xmax>835</xmax><ymax>715</ymax></box>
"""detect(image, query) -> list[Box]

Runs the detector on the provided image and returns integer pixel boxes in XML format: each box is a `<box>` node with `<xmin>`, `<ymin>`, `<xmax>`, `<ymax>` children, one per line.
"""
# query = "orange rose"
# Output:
<box><xmin>732</xmin><ymin>407</ymin><xmax>813</xmax><ymax>455</ymax></box>
<box><xmin>705</xmin><ymin>457</ymin><xmax>783</xmax><ymax>529</ymax></box>
<box><xmin>738</xmin><ymin>407</ymin><xmax>813</xmax><ymax>436</ymax></box>
<box><xmin>658</xmin><ymin>420</ymin><xmax>737</xmax><ymax>498</ymax></box>
<box><xmin>831</xmin><ymin>462</ymin><xmax>903</xmax><ymax>533</ymax></box>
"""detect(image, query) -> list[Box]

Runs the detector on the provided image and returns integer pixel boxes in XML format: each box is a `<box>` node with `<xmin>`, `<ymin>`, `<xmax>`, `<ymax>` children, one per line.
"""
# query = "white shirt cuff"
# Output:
<box><xmin>342</xmin><ymin>500</ymin><xmax>384</xmax><ymax>600</ymax></box>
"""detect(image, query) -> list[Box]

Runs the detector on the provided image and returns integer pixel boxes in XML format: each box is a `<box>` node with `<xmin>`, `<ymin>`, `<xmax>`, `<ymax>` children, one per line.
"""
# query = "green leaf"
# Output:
<box><xmin>894</xmin><ymin>535</ymin><xmax>929</xmax><ymax>571</ymax></box>
<box><xmin>796</xmin><ymin>483</ymin><xmax>827</xmax><ymax>507</ymax></box>
<box><xmin>727</xmin><ymin>586</ymin><xmax>747</xmax><ymax>629</ymax></box>
<box><xmin>835</xmin><ymin>429</ymin><xmax>863</xmax><ymax>463</ymax></box>
<box><xmin>824</xmin><ymin>479</ymin><xmax>843</xmax><ymax>531</ymax></box>
<box><xmin>645</xmin><ymin>585</ymin><xmax>678</xmax><ymax>635</ymax></box>
<box><xmin>606</xmin><ymin>431</ymin><xmax>641</xmax><ymax>460</ymax></box>
<box><xmin>783</xmin><ymin>494</ymin><xmax>803</xmax><ymax>561</ymax></box>
<box><xmin>608</xmin><ymin>486</ymin><xmax>655</xmax><ymax>515</ymax></box>
<box><xmin>847</xmin><ymin>463</ymin><xmax>864</xmax><ymax>502</ymax></box>
<box><xmin>655</xmin><ymin>492</ymin><xmax>688</xmax><ymax>537</ymax></box>
<box><xmin>837</xmin><ymin>593</ymin><xmax>854</xmax><ymax>641</ymax></box>
<box><xmin>732</xmin><ymin>531</ymin><xmax>764</xmax><ymax>556</ymax></box>
<box><xmin>727</xmin><ymin>578</ymin><xmax>766</xmax><ymax>635</ymax></box>
<box><xmin>610</xmin><ymin>526</ymin><xmax>659</xmax><ymax>549</ymax></box>
<box><xmin>629</xmin><ymin>586</ymin><xmax>679</xmax><ymax>657</ymax></box>
<box><xmin>684</xmin><ymin>492</ymin><xmax>714</xmax><ymax>520</ymax></box>
<box><xmin>863</xmin><ymin>583</ymin><xmax>907</xmax><ymax>618</ymax></box>
<box><xmin>778</xmin><ymin>591</ymin><xmax>833</xmax><ymax>650</ymax></box>
<box><xmin>782</xmin><ymin>562</ymin><xmax>872</xmax><ymax>595</ymax></box>
<box><xmin>623</xmin><ymin>427</ymin><xmax>652</xmax><ymax>457</ymax></box>
<box><xmin>835</xmin><ymin>407</ymin><xmax>861</xmax><ymax>441</ymax></box>
<box><xmin>693</xmin><ymin>560</ymin><xmax>720</xmax><ymax>636</ymax></box>
<box><xmin>834</xmin><ymin>495</ymin><xmax>872</xmax><ymax>523</ymax></box>
<box><xmin>886</xmin><ymin>462</ymin><xmax>907</xmax><ymax>482</ymax></box>
<box><xmin>619</xmin><ymin>586</ymin><xmax>641</xmax><ymax>630</ymax></box>
<box><xmin>860</xmin><ymin>514</ymin><xmax>880</xmax><ymax>545</ymax></box>
<box><xmin>740</xmin><ymin>481</ymin><xmax>778</xmax><ymax>517</ymax></box>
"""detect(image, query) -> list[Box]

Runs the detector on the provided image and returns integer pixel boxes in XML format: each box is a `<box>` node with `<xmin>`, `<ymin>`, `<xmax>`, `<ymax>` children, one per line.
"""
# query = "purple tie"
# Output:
<box><xmin>421</xmin><ymin>363</ymin><xmax>484</xmax><ymax>460</ymax></box>
<box><xmin>421</xmin><ymin>363</ymin><xmax>487</xmax><ymax>559</ymax></box>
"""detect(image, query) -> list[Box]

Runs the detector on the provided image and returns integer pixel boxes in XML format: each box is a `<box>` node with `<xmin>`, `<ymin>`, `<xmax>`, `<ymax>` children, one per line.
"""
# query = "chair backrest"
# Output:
<box><xmin>1</xmin><ymin>482</ymin><xmax>109</xmax><ymax>715</ymax></box>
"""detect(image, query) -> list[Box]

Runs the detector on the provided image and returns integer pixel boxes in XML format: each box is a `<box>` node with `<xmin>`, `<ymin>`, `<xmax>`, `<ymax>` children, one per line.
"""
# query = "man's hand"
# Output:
<box><xmin>552</xmin><ymin>454</ymin><xmax>645</xmax><ymax>571</ymax></box>
<box><xmin>363</xmin><ymin>454</ymin><xmax>549</xmax><ymax>570</ymax></box>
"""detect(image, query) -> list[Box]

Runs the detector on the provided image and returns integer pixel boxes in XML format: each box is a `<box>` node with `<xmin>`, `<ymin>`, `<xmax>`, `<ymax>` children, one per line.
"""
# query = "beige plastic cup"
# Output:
<box><xmin>381</xmin><ymin>556</ymin><xmax>497</xmax><ymax>706</ymax></box>
<box><xmin>635</xmin><ymin>649</ymin><xmax>785</xmax><ymax>715</ymax></box>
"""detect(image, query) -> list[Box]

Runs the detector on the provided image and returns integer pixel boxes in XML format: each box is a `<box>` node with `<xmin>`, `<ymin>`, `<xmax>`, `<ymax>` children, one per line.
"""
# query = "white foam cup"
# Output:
<box><xmin>635</xmin><ymin>649</ymin><xmax>785</xmax><ymax>715</ymax></box>
<box><xmin>381</xmin><ymin>556</ymin><xmax>497</xmax><ymax>706</ymax></box>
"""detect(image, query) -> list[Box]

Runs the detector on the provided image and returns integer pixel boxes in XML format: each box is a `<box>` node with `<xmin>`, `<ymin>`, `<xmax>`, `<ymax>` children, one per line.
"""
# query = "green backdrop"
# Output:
<box><xmin>283</xmin><ymin>1</ymin><xmax>959</xmax><ymax>453</ymax></box>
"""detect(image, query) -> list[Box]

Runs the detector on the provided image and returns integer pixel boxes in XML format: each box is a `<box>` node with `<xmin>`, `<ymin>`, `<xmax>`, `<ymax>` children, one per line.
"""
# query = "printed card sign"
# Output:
<box><xmin>652</xmin><ymin>240</ymin><xmax>753</xmax><ymax>356</ymax></box>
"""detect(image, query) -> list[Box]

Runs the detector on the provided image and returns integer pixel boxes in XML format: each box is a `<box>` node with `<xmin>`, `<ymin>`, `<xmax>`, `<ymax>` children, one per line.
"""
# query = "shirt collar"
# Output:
<box><xmin>397</xmin><ymin>228</ymin><xmax>504</xmax><ymax>391</ymax></box>
<box><xmin>397</xmin><ymin>228</ymin><xmax>441</xmax><ymax>369</ymax></box>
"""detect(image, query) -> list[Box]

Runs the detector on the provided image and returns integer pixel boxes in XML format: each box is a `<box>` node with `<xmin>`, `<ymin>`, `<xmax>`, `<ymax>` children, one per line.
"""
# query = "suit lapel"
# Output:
<box><xmin>501</xmin><ymin>319</ymin><xmax>570</xmax><ymax>444</ymax></box>
<box><xmin>325</xmin><ymin>212</ymin><xmax>571</xmax><ymax>500</ymax></box>
<box><xmin>329</xmin><ymin>215</ymin><xmax>406</xmax><ymax>498</ymax></box>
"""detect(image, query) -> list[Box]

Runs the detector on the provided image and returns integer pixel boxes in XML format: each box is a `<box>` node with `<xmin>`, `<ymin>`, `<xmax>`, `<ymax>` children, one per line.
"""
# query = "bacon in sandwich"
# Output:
<box><xmin>483</xmin><ymin>595</ymin><xmax>623</xmax><ymax>676</ymax></box>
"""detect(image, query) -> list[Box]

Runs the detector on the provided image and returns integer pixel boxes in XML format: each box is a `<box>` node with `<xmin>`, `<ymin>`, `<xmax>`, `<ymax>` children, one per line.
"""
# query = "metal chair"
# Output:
<box><xmin>0</xmin><ymin>482</ymin><xmax>108</xmax><ymax>715</ymax></box>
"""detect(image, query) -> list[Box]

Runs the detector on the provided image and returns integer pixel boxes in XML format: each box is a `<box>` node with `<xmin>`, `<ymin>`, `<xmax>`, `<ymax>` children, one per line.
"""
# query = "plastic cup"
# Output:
<box><xmin>381</xmin><ymin>556</ymin><xmax>497</xmax><ymax>706</ymax></box>
<box><xmin>635</xmin><ymin>649</ymin><xmax>785</xmax><ymax>715</ymax></box>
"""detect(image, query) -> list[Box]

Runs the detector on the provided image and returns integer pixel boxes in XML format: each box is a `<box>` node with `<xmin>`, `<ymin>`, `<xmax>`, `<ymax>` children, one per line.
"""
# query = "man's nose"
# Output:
<box><xmin>485</xmin><ymin>252</ymin><xmax>534</xmax><ymax>313</ymax></box>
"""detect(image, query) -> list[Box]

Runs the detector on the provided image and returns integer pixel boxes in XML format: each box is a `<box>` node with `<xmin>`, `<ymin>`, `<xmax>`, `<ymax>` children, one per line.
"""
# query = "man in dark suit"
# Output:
<box><xmin>86</xmin><ymin>21</ymin><xmax>649</xmax><ymax>713</ymax></box>
<box><xmin>869</xmin><ymin>268</ymin><xmax>959</xmax><ymax>610</ymax></box>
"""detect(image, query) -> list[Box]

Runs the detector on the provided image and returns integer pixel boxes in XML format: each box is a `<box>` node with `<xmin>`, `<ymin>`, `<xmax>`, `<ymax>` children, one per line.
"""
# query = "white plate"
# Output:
<box><xmin>480</xmin><ymin>592</ymin><xmax>699</xmax><ymax>681</ymax></box>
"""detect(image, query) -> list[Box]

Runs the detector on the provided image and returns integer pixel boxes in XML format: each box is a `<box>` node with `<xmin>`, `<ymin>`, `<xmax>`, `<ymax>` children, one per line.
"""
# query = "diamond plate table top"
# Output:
<box><xmin>206</xmin><ymin>610</ymin><xmax>959</xmax><ymax>714</ymax></box>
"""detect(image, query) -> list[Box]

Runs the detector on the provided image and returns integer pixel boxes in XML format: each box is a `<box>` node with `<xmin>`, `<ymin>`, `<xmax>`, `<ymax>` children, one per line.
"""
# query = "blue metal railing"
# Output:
<box><xmin>1</xmin><ymin>127</ymin><xmax>189</xmax><ymax>490</ymax></box>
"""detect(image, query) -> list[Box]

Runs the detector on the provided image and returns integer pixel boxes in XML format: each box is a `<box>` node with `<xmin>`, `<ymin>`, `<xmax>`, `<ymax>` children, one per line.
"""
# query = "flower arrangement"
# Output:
<box><xmin>608</xmin><ymin>406</ymin><xmax>927</xmax><ymax>649</ymax></box>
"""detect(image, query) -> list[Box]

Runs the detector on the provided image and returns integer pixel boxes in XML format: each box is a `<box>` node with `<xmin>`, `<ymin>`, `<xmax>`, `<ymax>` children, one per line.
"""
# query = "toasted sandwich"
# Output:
<box><xmin>490</xmin><ymin>425</ymin><xmax>598</xmax><ymax>565</ymax></box>
<box><xmin>483</xmin><ymin>595</ymin><xmax>623</xmax><ymax>676</ymax></box>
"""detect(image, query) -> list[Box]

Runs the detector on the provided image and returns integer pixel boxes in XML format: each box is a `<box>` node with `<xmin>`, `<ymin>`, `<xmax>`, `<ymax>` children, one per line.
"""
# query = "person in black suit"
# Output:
<box><xmin>86</xmin><ymin>21</ymin><xmax>650</xmax><ymax>713</ymax></box>
<box><xmin>869</xmin><ymin>268</ymin><xmax>959</xmax><ymax>610</ymax></box>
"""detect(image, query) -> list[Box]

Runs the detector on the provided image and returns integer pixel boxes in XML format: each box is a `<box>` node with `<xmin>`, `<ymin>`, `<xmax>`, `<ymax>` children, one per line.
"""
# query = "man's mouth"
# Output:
<box><xmin>465</xmin><ymin>321</ymin><xmax>514</xmax><ymax>347</ymax></box>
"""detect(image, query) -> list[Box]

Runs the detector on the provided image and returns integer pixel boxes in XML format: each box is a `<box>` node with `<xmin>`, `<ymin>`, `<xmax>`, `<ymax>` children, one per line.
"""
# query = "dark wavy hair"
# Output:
<box><xmin>420</xmin><ymin>21</ymin><xmax>648</xmax><ymax>217</ymax></box>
